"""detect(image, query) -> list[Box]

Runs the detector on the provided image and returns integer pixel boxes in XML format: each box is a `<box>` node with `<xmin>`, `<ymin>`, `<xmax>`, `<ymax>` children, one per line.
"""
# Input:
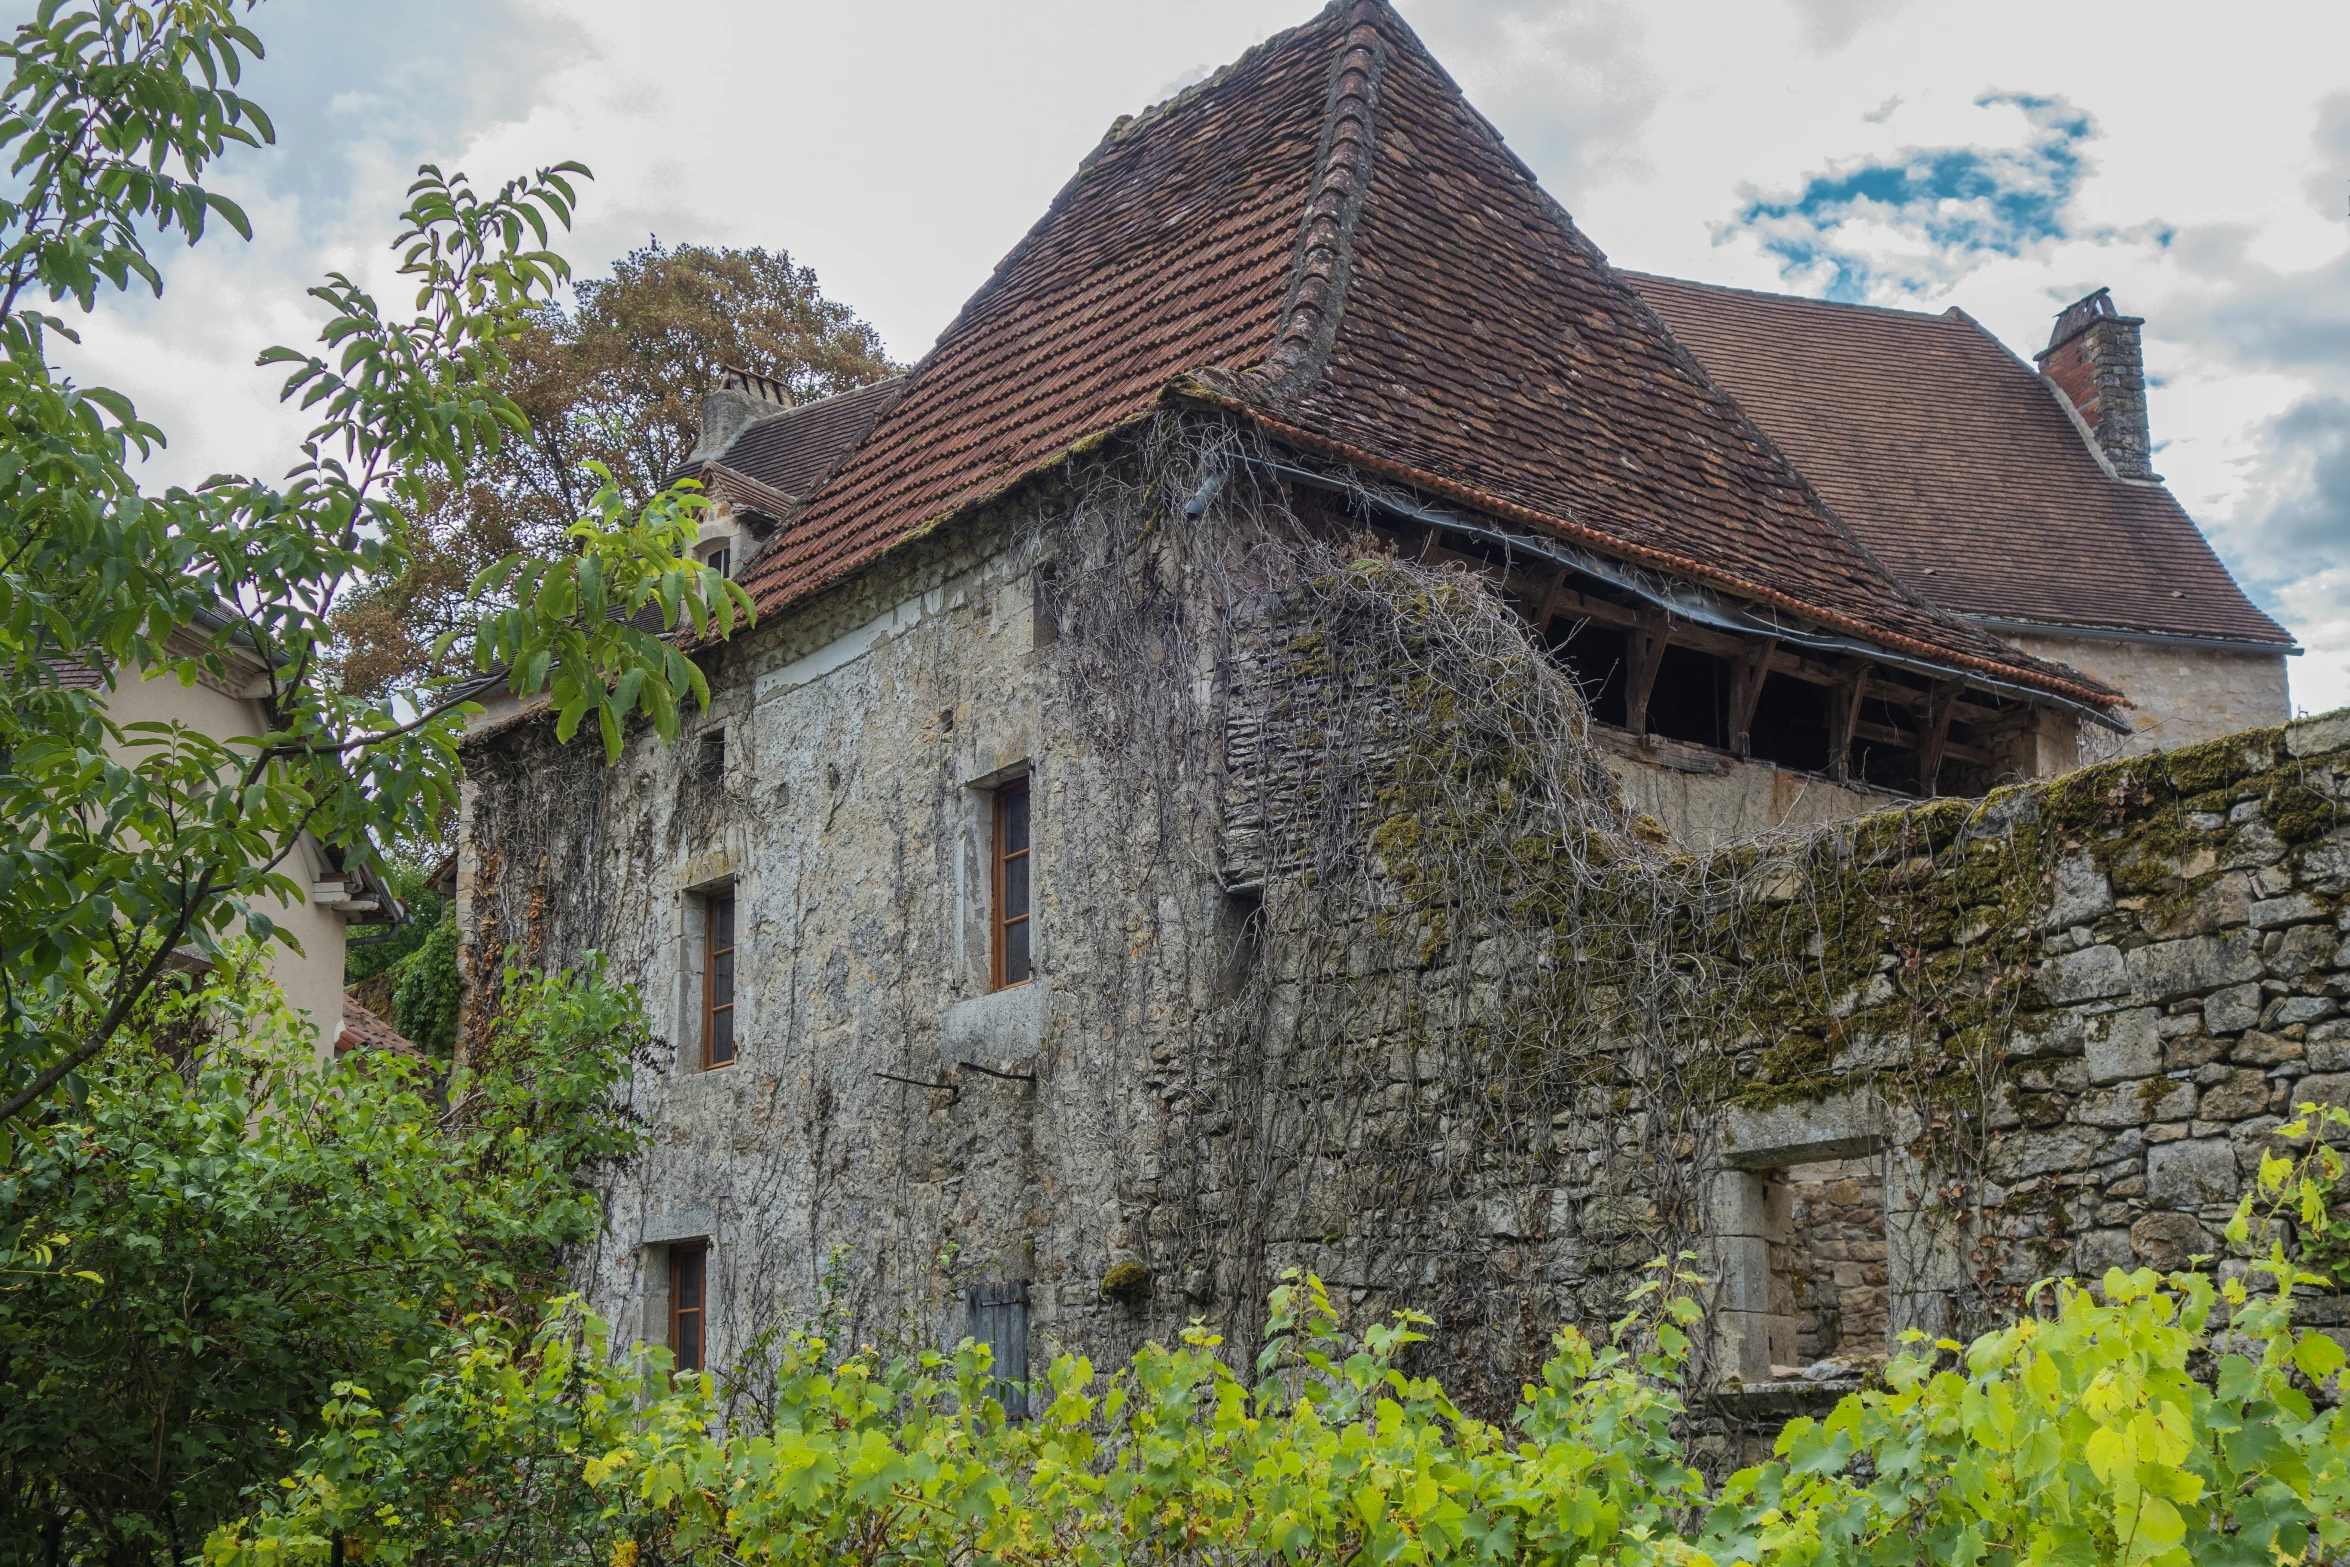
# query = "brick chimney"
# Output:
<box><xmin>2034</xmin><ymin>288</ymin><xmax>2156</xmax><ymax>480</ymax></box>
<box><xmin>687</xmin><ymin>364</ymin><xmax>793</xmax><ymax>465</ymax></box>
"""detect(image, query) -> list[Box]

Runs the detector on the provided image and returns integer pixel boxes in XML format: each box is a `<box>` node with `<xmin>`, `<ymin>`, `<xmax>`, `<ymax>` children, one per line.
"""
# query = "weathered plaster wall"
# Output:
<box><xmin>2002</xmin><ymin>629</ymin><xmax>2290</xmax><ymax>758</ymax></box>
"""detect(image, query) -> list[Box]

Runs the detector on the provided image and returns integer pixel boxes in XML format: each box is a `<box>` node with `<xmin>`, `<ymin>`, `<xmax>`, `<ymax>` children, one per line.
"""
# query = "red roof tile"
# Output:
<box><xmin>1627</xmin><ymin>275</ymin><xmax>2291</xmax><ymax>649</ymax></box>
<box><xmin>337</xmin><ymin>996</ymin><xmax>419</xmax><ymax>1056</ymax></box>
<box><xmin>737</xmin><ymin>0</ymin><xmax>2119</xmax><ymax>708</ymax></box>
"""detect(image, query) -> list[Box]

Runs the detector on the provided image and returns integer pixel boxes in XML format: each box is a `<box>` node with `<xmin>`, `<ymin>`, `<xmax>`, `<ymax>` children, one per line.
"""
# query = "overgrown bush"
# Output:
<box><xmin>0</xmin><ymin>950</ymin><xmax>646</xmax><ymax>1562</ymax></box>
<box><xmin>210</xmin><ymin>1232</ymin><xmax>2350</xmax><ymax>1567</ymax></box>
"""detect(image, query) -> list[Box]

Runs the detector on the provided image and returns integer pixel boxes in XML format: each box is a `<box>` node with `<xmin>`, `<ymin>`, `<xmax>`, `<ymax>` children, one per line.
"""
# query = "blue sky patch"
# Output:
<box><xmin>1725</xmin><ymin>93</ymin><xmax>2100</xmax><ymax>300</ymax></box>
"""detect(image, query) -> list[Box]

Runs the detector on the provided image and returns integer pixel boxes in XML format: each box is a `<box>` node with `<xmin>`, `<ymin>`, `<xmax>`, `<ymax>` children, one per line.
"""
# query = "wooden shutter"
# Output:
<box><xmin>965</xmin><ymin>1279</ymin><xmax>1030</xmax><ymax>1418</ymax></box>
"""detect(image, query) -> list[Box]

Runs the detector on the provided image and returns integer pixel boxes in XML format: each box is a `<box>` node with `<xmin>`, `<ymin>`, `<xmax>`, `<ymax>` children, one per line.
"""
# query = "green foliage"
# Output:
<box><xmin>0</xmin><ymin>949</ymin><xmax>646</xmax><ymax>1561</ymax></box>
<box><xmin>209</xmin><ymin>1257</ymin><xmax>2350</xmax><ymax>1567</ymax></box>
<box><xmin>388</xmin><ymin>913</ymin><xmax>462</xmax><ymax>1055</ymax></box>
<box><xmin>0</xmin><ymin>1</ymin><xmax>748</xmax><ymax>1120</ymax></box>
<box><xmin>341</xmin><ymin>861</ymin><xmax>444</xmax><ymax>987</ymax></box>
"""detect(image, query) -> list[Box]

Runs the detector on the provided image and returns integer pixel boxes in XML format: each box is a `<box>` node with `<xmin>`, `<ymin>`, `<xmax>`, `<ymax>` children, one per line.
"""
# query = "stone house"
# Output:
<box><xmin>457</xmin><ymin>0</ymin><xmax>2336</xmax><ymax>1425</ymax></box>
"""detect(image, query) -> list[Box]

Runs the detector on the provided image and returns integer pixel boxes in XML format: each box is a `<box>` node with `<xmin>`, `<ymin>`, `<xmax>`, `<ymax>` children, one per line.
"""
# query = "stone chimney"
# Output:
<box><xmin>686</xmin><ymin>364</ymin><xmax>793</xmax><ymax>465</ymax></box>
<box><xmin>2034</xmin><ymin>288</ymin><xmax>2156</xmax><ymax>480</ymax></box>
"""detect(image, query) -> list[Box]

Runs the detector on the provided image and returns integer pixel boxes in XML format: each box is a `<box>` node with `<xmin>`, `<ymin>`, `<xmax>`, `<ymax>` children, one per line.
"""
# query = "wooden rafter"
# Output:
<box><xmin>1827</xmin><ymin>662</ymin><xmax>1867</xmax><ymax>781</ymax></box>
<box><xmin>1917</xmin><ymin>680</ymin><xmax>1964</xmax><ymax>795</ymax></box>
<box><xmin>1727</xmin><ymin>637</ymin><xmax>1779</xmax><ymax>758</ymax></box>
<box><xmin>1624</xmin><ymin>607</ymin><xmax>1670</xmax><ymax>737</ymax></box>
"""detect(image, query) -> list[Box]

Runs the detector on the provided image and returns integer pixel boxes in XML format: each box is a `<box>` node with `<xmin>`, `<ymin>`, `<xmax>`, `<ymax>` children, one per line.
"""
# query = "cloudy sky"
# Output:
<box><xmin>57</xmin><ymin>0</ymin><xmax>2350</xmax><ymax>710</ymax></box>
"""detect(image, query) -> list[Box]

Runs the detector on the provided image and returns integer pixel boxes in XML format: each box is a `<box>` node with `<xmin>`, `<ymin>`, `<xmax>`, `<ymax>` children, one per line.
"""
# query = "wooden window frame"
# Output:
<box><xmin>669</xmin><ymin>1240</ymin><xmax>708</xmax><ymax>1373</ymax></box>
<box><xmin>991</xmin><ymin>777</ymin><xmax>1031</xmax><ymax>992</ymax></box>
<box><xmin>701</xmin><ymin>887</ymin><xmax>736</xmax><ymax>1070</ymax></box>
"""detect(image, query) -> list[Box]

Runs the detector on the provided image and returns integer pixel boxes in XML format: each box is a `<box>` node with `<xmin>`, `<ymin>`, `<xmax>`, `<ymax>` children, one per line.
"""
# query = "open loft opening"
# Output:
<box><xmin>1279</xmin><ymin>469</ymin><xmax>2110</xmax><ymax>801</ymax></box>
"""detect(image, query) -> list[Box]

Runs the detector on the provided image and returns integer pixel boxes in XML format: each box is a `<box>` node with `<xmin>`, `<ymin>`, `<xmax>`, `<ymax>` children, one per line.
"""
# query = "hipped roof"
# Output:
<box><xmin>734</xmin><ymin>0</ymin><xmax>2119</xmax><ymax>708</ymax></box>
<box><xmin>1628</xmin><ymin>275</ymin><xmax>2292</xmax><ymax>650</ymax></box>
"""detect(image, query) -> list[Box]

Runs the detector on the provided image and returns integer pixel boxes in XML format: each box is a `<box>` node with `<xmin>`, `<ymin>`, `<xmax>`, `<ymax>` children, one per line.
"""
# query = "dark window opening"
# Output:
<box><xmin>1852</xmin><ymin>690</ymin><xmax>1924</xmax><ymax>793</ymax></box>
<box><xmin>1032</xmin><ymin>563</ymin><xmax>1060</xmax><ymax>649</ymax></box>
<box><xmin>705</xmin><ymin>545</ymin><xmax>731</xmax><ymax>579</ymax></box>
<box><xmin>670</xmin><ymin>1242</ymin><xmax>708</xmax><ymax>1373</ymax></box>
<box><xmin>702</xmin><ymin>891</ymin><xmax>736</xmax><ymax>1068</ymax></box>
<box><xmin>698</xmin><ymin>728</ymin><xmax>726</xmax><ymax>781</ymax></box>
<box><xmin>1214</xmin><ymin>885</ymin><xmax>1265</xmax><ymax>1002</ymax></box>
<box><xmin>1548</xmin><ymin>620</ymin><xmax>1629</xmax><ymax>726</ymax></box>
<box><xmin>966</xmin><ymin>1279</ymin><xmax>1030</xmax><ymax>1419</ymax></box>
<box><xmin>993</xmin><ymin>779</ymin><xmax>1032</xmax><ymax>990</ymax></box>
<box><xmin>1644</xmin><ymin>645</ymin><xmax>1730</xmax><ymax>748</ymax></box>
<box><xmin>1745</xmin><ymin>674</ymin><xmax>1833</xmax><ymax>774</ymax></box>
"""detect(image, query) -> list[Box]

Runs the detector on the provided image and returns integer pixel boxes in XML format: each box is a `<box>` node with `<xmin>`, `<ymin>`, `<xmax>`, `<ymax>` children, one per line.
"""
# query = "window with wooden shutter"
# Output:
<box><xmin>670</xmin><ymin>1242</ymin><xmax>708</xmax><ymax>1372</ymax></box>
<box><xmin>965</xmin><ymin>1279</ymin><xmax>1029</xmax><ymax>1418</ymax></box>
<box><xmin>992</xmin><ymin>779</ymin><xmax>1031</xmax><ymax>990</ymax></box>
<box><xmin>702</xmin><ymin>890</ymin><xmax>736</xmax><ymax>1068</ymax></box>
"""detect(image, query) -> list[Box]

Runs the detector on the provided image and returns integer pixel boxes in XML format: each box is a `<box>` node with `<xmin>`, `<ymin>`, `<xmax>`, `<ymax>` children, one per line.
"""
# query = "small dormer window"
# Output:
<box><xmin>700</xmin><ymin>543</ymin><xmax>732</xmax><ymax>579</ymax></box>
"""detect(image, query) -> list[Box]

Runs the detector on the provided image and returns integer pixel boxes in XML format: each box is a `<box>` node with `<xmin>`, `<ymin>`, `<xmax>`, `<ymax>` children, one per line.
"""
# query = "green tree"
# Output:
<box><xmin>0</xmin><ymin>2</ymin><xmax>748</xmax><ymax>1122</ymax></box>
<box><xmin>332</xmin><ymin>240</ymin><xmax>898</xmax><ymax>697</ymax></box>
<box><xmin>0</xmin><ymin>949</ymin><xmax>648</xmax><ymax>1561</ymax></box>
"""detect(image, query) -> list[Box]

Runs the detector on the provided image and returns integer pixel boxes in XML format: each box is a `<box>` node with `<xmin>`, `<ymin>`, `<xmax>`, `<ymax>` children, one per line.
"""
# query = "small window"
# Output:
<box><xmin>699</xmin><ymin>542</ymin><xmax>732</xmax><ymax>579</ymax></box>
<box><xmin>992</xmin><ymin>778</ymin><xmax>1031</xmax><ymax>990</ymax></box>
<box><xmin>670</xmin><ymin>1242</ymin><xmax>708</xmax><ymax>1372</ymax></box>
<box><xmin>702</xmin><ymin>890</ymin><xmax>736</xmax><ymax>1068</ymax></box>
<box><xmin>698</xmin><ymin>728</ymin><xmax>726</xmax><ymax>781</ymax></box>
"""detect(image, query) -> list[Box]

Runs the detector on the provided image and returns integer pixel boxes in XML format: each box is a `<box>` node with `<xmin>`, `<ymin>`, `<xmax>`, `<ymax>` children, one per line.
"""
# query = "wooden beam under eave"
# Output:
<box><xmin>1728</xmin><ymin>637</ymin><xmax>1779</xmax><ymax>759</ymax></box>
<box><xmin>1623</xmin><ymin>606</ymin><xmax>1670</xmax><ymax>737</ymax></box>
<box><xmin>1827</xmin><ymin>663</ymin><xmax>1867</xmax><ymax>782</ymax></box>
<box><xmin>1916</xmin><ymin>681</ymin><xmax>1964</xmax><ymax>796</ymax></box>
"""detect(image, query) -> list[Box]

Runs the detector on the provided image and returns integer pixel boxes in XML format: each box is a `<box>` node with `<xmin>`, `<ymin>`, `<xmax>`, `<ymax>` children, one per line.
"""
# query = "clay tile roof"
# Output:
<box><xmin>737</xmin><ymin>0</ymin><xmax>2120</xmax><ymax>708</ymax></box>
<box><xmin>336</xmin><ymin>996</ymin><xmax>419</xmax><ymax>1057</ymax></box>
<box><xmin>1627</xmin><ymin>274</ymin><xmax>2292</xmax><ymax>650</ymax></box>
<box><xmin>681</xmin><ymin>375</ymin><xmax>910</xmax><ymax>519</ymax></box>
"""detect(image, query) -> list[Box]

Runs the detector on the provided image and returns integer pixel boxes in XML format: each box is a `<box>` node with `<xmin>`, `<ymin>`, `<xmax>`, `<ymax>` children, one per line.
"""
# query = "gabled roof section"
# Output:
<box><xmin>740</xmin><ymin>0</ymin><xmax>2118</xmax><ymax>707</ymax></box>
<box><xmin>1627</xmin><ymin>274</ymin><xmax>2293</xmax><ymax>650</ymax></box>
<box><xmin>677</xmin><ymin>374</ymin><xmax>909</xmax><ymax>521</ymax></box>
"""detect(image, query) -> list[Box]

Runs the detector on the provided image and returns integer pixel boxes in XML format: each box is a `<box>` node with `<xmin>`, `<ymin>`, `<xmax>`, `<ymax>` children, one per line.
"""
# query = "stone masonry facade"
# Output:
<box><xmin>458</xmin><ymin>437</ymin><xmax>2350</xmax><ymax>1425</ymax></box>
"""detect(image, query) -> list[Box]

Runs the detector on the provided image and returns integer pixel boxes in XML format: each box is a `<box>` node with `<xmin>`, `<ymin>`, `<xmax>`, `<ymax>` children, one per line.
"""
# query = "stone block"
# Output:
<box><xmin>2270</xmin><ymin>924</ymin><xmax>2336</xmax><ymax>980</ymax></box>
<box><xmin>1990</xmin><ymin>1124</ymin><xmax>2106</xmax><ymax>1181</ymax></box>
<box><xmin>2292</xmin><ymin>1073</ymin><xmax>2350</xmax><ymax>1114</ymax></box>
<box><xmin>2287</xmin><ymin>712</ymin><xmax>2350</xmax><ymax>758</ymax></box>
<box><xmin>2042</xmin><ymin>943</ymin><xmax>2127</xmax><ymax>1003</ymax></box>
<box><xmin>2197</xmin><ymin>1068</ymin><xmax>2275</xmax><ymax>1122</ymax></box>
<box><xmin>2205</xmin><ymin>982</ymin><xmax>2265</xmax><ymax>1034</ymax></box>
<box><xmin>2044</xmin><ymin>852</ymin><xmax>2113</xmax><ymax>930</ymax></box>
<box><xmin>2086</xmin><ymin>1008</ymin><xmax>2162</xmax><ymax>1084</ymax></box>
<box><xmin>2127</xmin><ymin>931</ymin><xmax>2266</xmax><ymax>1006</ymax></box>
<box><xmin>2075</xmin><ymin>1084</ymin><xmax>2153</xmax><ymax>1127</ymax></box>
<box><xmin>2146</xmin><ymin>1139</ymin><xmax>2239</xmax><ymax>1207</ymax></box>
<box><xmin>1723</xmin><ymin>1089</ymin><xmax>1884</xmax><ymax>1169</ymax></box>
<box><xmin>2075</xmin><ymin>1228</ymin><xmax>2136</xmax><ymax>1275</ymax></box>
<box><xmin>2130</xmin><ymin>1210</ymin><xmax>2207</xmax><ymax>1270</ymax></box>
<box><xmin>2252</xmin><ymin>893</ymin><xmax>2328</xmax><ymax>929</ymax></box>
<box><xmin>2272</xmin><ymin>996</ymin><xmax>2337</xmax><ymax>1027</ymax></box>
<box><xmin>942</xmin><ymin>981</ymin><xmax>1047</xmax><ymax>1066</ymax></box>
<box><xmin>2234</xmin><ymin>1030</ymin><xmax>2304</xmax><ymax>1067</ymax></box>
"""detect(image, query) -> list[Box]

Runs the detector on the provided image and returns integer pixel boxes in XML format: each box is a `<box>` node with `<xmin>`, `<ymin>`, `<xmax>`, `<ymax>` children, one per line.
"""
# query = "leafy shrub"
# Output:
<box><xmin>210</xmin><ymin>1244</ymin><xmax>2350</xmax><ymax>1567</ymax></box>
<box><xmin>0</xmin><ymin>951</ymin><xmax>645</xmax><ymax>1562</ymax></box>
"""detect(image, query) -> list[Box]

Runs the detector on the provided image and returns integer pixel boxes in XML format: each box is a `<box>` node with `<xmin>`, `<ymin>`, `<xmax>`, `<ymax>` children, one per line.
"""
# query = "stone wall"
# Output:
<box><xmin>2001</xmin><ymin>628</ymin><xmax>2289</xmax><ymax>759</ymax></box>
